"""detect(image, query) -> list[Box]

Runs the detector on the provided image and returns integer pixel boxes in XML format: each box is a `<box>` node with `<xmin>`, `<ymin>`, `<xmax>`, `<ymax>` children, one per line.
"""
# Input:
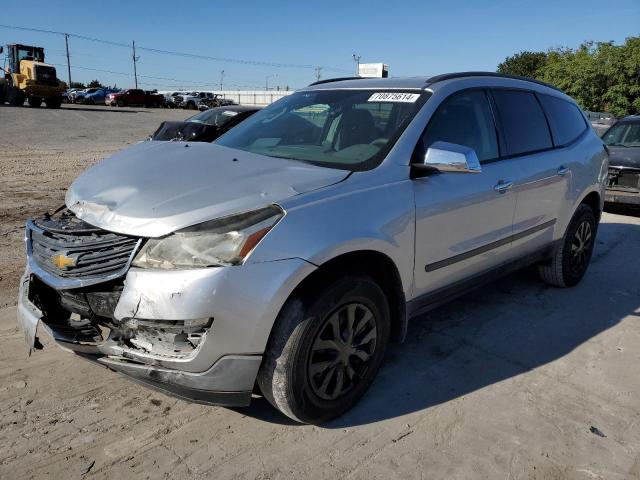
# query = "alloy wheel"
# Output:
<box><xmin>570</xmin><ymin>220</ymin><xmax>592</xmax><ymax>273</ymax></box>
<box><xmin>308</xmin><ymin>303</ymin><xmax>377</xmax><ymax>401</ymax></box>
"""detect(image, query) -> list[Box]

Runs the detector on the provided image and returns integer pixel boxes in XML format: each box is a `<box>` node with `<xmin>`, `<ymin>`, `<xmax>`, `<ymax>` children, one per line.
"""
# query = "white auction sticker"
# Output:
<box><xmin>368</xmin><ymin>92</ymin><xmax>420</xmax><ymax>103</ymax></box>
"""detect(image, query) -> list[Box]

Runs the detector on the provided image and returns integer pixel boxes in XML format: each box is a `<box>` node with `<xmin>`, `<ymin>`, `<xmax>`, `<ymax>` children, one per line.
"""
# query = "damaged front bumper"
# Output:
<box><xmin>18</xmin><ymin>253</ymin><xmax>316</xmax><ymax>406</ymax></box>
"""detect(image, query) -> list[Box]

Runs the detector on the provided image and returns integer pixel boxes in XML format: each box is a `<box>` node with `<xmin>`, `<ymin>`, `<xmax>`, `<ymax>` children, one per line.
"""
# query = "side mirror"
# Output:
<box><xmin>418</xmin><ymin>141</ymin><xmax>482</xmax><ymax>174</ymax></box>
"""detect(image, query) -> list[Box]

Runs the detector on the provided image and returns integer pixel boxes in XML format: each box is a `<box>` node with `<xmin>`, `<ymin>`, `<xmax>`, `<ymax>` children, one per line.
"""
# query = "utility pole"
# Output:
<box><xmin>64</xmin><ymin>33</ymin><xmax>71</xmax><ymax>87</ymax></box>
<box><xmin>220</xmin><ymin>70</ymin><xmax>224</xmax><ymax>90</ymax></box>
<box><xmin>352</xmin><ymin>54</ymin><xmax>361</xmax><ymax>76</ymax></box>
<box><xmin>314</xmin><ymin>66</ymin><xmax>322</xmax><ymax>82</ymax></box>
<box><xmin>132</xmin><ymin>40</ymin><xmax>138</xmax><ymax>89</ymax></box>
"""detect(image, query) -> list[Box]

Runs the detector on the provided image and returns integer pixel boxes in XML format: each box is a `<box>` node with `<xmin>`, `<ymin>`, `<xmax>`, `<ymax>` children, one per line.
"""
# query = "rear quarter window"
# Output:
<box><xmin>538</xmin><ymin>94</ymin><xmax>588</xmax><ymax>146</ymax></box>
<box><xmin>492</xmin><ymin>90</ymin><xmax>553</xmax><ymax>157</ymax></box>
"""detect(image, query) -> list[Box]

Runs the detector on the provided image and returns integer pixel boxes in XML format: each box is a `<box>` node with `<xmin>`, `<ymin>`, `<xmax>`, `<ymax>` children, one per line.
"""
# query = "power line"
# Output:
<box><xmin>0</xmin><ymin>23</ymin><xmax>351</xmax><ymax>73</ymax></box>
<box><xmin>48</xmin><ymin>62</ymin><xmax>265</xmax><ymax>89</ymax></box>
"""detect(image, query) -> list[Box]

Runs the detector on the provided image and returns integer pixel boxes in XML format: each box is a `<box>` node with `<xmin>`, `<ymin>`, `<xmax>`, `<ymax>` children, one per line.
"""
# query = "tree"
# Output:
<box><xmin>498</xmin><ymin>37</ymin><xmax>640</xmax><ymax>116</ymax></box>
<box><xmin>87</xmin><ymin>79</ymin><xmax>104</xmax><ymax>88</ymax></box>
<box><xmin>497</xmin><ymin>51</ymin><xmax>548</xmax><ymax>78</ymax></box>
<box><xmin>70</xmin><ymin>81</ymin><xmax>85</xmax><ymax>89</ymax></box>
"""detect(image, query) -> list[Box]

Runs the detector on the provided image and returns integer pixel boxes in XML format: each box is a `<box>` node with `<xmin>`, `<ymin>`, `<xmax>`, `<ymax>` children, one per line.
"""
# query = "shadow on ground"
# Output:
<box><xmin>239</xmin><ymin>220</ymin><xmax>640</xmax><ymax>427</ymax></box>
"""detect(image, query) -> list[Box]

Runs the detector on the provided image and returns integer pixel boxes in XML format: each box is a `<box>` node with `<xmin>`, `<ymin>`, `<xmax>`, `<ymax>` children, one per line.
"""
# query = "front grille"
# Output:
<box><xmin>29</xmin><ymin>209</ymin><xmax>139</xmax><ymax>280</ymax></box>
<box><xmin>608</xmin><ymin>168</ymin><xmax>640</xmax><ymax>190</ymax></box>
<box><xmin>34</xmin><ymin>65</ymin><xmax>58</xmax><ymax>86</ymax></box>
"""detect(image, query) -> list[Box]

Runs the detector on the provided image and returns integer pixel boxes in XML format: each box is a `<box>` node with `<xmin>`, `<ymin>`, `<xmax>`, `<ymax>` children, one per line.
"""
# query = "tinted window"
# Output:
<box><xmin>539</xmin><ymin>94</ymin><xmax>587</xmax><ymax>146</ymax></box>
<box><xmin>492</xmin><ymin>90</ymin><xmax>552</xmax><ymax>156</ymax></box>
<box><xmin>421</xmin><ymin>90</ymin><xmax>498</xmax><ymax>162</ymax></box>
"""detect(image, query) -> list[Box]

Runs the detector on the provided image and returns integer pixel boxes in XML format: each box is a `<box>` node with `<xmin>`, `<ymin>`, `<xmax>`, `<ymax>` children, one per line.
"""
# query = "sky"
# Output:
<box><xmin>1</xmin><ymin>0</ymin><xmax>639</xmax><ymax>92</ymax></box>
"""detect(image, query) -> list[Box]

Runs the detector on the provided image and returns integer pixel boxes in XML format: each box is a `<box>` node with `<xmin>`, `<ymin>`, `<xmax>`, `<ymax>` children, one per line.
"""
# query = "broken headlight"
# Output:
<box><xmin>132</xmin><ymin>206</ymin><xmax>284</xmax><ymax>269</ymax></box>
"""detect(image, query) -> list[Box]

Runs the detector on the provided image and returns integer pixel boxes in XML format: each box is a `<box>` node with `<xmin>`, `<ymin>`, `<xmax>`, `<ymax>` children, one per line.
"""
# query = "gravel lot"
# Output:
<box><xmin>1</xmin><ymin>104</ymin><xmax>639</xmax><ymax>479</ymax></box>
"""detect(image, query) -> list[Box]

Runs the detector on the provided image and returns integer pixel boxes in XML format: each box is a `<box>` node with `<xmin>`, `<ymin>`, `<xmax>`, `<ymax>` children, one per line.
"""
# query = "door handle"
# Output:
<box><xmin>557</xmin><ymin>166</ymin><xmax>571</xmax><ymax>176</ymax></box>
<box><xmin>494</xmin><ymin>180</ymin><xmax>513</xmax><ymax>193</ymax></box>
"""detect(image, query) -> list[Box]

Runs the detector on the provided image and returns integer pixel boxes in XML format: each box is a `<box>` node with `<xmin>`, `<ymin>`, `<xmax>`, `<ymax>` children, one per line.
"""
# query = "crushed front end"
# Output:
<box><xmin>605</xmin><ymin>166</ymin><xmax>640</xmax><ymax>207</ymax></box>
<box><xmin>17</xmin><ymin>207</ymin><xmax>312</xmax><ymax>406</ymax></box>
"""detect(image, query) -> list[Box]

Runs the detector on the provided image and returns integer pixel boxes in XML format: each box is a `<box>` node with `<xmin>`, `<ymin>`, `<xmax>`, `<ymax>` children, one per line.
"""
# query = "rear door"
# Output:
<box><xmin>413</xmin><ymin>89</ymin><xmax>518</xmax><ymax>295</ymax></box>
<box><xmin>491</xmin><ymin>89</ymin><xmax>575</xmax><ymax>256</ymax></box>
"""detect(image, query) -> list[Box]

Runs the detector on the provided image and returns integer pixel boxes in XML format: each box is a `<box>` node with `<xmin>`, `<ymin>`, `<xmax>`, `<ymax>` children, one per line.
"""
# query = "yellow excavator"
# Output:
<box><xmin>0</xmin><ymin>43</ymin><xmax>64</xmax><ymax>108</ymax></box>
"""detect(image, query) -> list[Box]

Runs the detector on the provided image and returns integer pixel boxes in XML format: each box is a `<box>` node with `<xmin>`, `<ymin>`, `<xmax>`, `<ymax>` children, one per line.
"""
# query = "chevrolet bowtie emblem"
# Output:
<box><xmin>51</xmin><ymin>253</ymin><xmax>77</xmax><ymax>270</ymax></box>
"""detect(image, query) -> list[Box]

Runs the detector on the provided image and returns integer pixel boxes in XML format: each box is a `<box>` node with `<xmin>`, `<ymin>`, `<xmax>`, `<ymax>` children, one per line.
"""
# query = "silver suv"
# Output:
<box><xmin>18</xmin><ymin>73</ymin><xmax>608</xmax><ymax>423</ymax></box>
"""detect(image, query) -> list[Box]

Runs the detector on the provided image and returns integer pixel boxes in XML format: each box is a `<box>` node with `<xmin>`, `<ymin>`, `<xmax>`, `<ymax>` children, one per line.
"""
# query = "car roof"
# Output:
<box><xmin>304</xmin><ymin>71</ymin><xmax>562</xmax><ymax>95</ymax></box>
<box><xmin>618</xmin><ymin>115</ymin><xmax>640</xmax><ymax>123</ymax></box>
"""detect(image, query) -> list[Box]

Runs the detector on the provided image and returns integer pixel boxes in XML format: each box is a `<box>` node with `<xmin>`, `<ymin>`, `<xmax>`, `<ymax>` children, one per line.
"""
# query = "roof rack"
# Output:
<box><xmin>308</xmin><ymin>76</ymin><xmax>364</xmax><ymax>86</ymax></box>
<box><xmin>425</xmin><ymin>72</ymin><xmax>561</xmax><ymax>91</ymax></box>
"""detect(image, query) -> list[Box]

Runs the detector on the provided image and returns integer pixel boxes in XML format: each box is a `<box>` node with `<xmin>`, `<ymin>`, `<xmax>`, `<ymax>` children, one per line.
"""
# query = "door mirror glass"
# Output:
<box><xmin>419</xmin><ymin>141</ymin><xmax>482</xmax><ymax>173</ymax></box>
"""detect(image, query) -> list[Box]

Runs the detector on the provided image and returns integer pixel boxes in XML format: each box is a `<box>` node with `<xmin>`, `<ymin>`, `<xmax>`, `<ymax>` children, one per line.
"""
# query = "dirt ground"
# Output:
<box><xmin>1</xmin><ymin>104</ymin><xmax>640</xmax><ymax>479</ymax></box>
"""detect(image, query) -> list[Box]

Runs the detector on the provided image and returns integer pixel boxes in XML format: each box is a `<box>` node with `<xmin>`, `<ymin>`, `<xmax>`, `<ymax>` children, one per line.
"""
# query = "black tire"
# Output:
<box><xmin>45</xmin><ymin>97</ymin><xmax>62</xmax><ymax>109</ymax></box>
<box><xmin>0</xmin><ymin>83</ymin><xmax>7</xmax><ymax>104</ymax></box>
<box><xmin>8</xmin><ymin>87</ymin><xmax>24</xmax><ymax>106</ymax></box>
<box><xmin>538</xmin><ymin>204</ymin><xmax>597</xmax><ymax>287</ymax></box>
<box><xmin>186</xmin><ymin>101</ymin><xmax>196</xmax><ymax>110</ymax></box>
<box><xmin>116</xmin><ymin>100</ymin><xmax>124</xmax><ymax>107</ymax></box>
<box><xmin>257</xmin><ymin>275</ymin><xmax>390</xmax><ymax>424</ymax></box>
<box><xmin>27</xmin><ymin>96</ymin><xmax>42</xmax><ymax>108</ymax></box>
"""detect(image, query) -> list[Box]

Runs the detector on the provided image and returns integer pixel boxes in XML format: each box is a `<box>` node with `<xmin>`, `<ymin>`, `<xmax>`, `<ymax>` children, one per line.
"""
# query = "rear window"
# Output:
<box><xmin>492</xmin><ymin>90</ymin><xmax>553</xmax><ymax>156</ymax></box>
<box><xmin>539</xmin><ymin>94</ymin><xmax>587</xmax><ymax>146</ymax></box>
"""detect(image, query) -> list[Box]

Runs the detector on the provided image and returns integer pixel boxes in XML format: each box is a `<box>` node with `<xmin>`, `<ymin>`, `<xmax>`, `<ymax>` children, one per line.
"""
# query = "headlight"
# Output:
<box><xmin>132</xmin><ymin>206</ymin><xmax>284</xmax><ymax>269</ymax></box>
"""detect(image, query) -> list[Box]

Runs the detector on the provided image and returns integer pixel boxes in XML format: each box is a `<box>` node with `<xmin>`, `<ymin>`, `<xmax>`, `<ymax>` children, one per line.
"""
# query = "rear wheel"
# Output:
<box><xmin>257</xmin><ymin>275</ymin><xmax>390</xmax><ymax>424</ymax></box>
<box><xmin>45</xmin><ymin>97</ymin><xmax>62</xmax><ymax>109</ymax></box>
<box><xmin>8</xmin><ymin>87</ymin><xmax>24</xmax><ymax>106</ymax></box>
<box><xmin>538</xmin><ymin>204</ymin><xmax>597</xmax><ymax>287</ymax></box>
<box><xmin>28</xmin><ymin>96</ymin><xmax>42</xmax><ymax>107</ymax></box>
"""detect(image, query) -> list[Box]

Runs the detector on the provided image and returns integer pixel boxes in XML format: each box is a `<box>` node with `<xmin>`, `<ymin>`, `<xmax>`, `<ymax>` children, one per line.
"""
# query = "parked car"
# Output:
<box><xmin>162</xmin><ymin>91</ymin><xmax>182</xmax><ymax>108</ymax></box>
<box><xmin>80</xmin><ymin>88</ymin><xmax>119</xmax><ymax>105</ymax></box>
<box><xmin>585</xmin><ymin>110</ymin><xmax>617</xmax><ymax>137</ymax></box>
<box><xmin>17</xmin><ymin>73</ymin><xmax>607</xmax><ymax>424</ymax></box>
<box><xmin>70</xmin><ymin>87</ymin><xmax>100</xmax><ymax>104</ymax></box>
<box><xmin>173</xmin><ymin>92</ymin><xmax>201</xmax><ymax>110</ymax></box>
<box><xmin>106</xmin><ymin>88</ymin><xmax>164</xmax><ymax>107</ymax></box>
<box><xmin>197</xmin><ymin>95</ymin><xmax>236</xmax><ymax>111</ymax></box>
<box><xmin>603</xmin><ymin>115</ymin><xmax>640</xmax><ymax>208</ymax></box>
<box><xmin>151</xmin><ymin>105</ymin><xmax>261</xmax><ymax>142</ymax></box>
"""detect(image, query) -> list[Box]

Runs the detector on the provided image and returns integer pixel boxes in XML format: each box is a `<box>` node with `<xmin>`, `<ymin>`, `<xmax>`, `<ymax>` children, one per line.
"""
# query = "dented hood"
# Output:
<box><xmin>66</xmin><ymin>141</ymin><xmax>349</xmax><ymax>237</ymax></box>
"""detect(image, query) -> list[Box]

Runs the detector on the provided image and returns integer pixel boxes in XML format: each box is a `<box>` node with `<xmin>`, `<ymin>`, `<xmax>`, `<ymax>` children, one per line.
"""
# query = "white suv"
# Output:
<box><xmin>18</xmin><ymin>73</ymin><xmax>608</xmax><ymax>423</ymax></box>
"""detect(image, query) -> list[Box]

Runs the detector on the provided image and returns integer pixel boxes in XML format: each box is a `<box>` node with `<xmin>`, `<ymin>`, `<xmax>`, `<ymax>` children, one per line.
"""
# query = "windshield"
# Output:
<box><xmin>17</xmin><ymin>46</ymin><xmax>44</xmax><ymax>62</ymax></box>
<box><xmin>187</xmin><ymin>108</ymin><xmax>247</xmax><ymax>126</ymax></box>
<box><xmin>215</xmin><ymin>89</ymin><xmax>428</xmax><ymax>170</ymax></box>
<box><xmin>604</xmin><ymin>122</ymin><xmax>640</xmax><ymax>147</ymax></box>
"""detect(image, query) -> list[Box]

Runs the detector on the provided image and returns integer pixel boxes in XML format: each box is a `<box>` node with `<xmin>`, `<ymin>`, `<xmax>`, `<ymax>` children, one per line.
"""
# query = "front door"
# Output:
<box><xmin>412</xmin><ymin>89</ymin><xmax>518</xmax><ymax>296</ymax></box>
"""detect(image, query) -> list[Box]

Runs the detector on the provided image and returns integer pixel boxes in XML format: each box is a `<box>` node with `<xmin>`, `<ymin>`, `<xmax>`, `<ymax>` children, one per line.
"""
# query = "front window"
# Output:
<box><xmin>604</xmin><ymin>122</ymin><xmax>640</xmax><ymax>147</ymax></box>
<box><xmin>216</xmin><ymin>90</ymin><xmax>428</xmax><ymax>170</ymax></box>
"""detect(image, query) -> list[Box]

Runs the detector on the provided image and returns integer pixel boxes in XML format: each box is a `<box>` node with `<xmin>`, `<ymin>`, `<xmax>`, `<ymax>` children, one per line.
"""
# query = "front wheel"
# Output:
<box><xmin>538</xmin><ymin>204</ymin><xmax>597</xmax><ymax>287</ymax></box>
<box><xmin>8</xmin><ymin>88</ymin><xmax>24</xmax><ymax>106</ymax></box>
<box><xmin>45</xmin><ymin>97</ymin><xmax>62</xmax><ymax>109</ymax></box>
<box><xmin>27</xmin><ymin>97</ymin><xmax>42</xmax><ymax>107</ymax></box>
<box><xmin>257</xmin><ymin>275</ymin><xmax>390</xmax><ymax>424</ymax></box>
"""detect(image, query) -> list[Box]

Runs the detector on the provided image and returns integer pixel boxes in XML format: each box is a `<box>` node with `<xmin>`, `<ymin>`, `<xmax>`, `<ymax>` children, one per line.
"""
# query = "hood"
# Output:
<box><xmin>608</xmin><ymin>145</ymin><xmax>640</xmax><ymax>169</ymax></box>
<box><xmin>66</xmin><ymin>142</ymin><xmax>349</xmax><ymax>237</ymax></box>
